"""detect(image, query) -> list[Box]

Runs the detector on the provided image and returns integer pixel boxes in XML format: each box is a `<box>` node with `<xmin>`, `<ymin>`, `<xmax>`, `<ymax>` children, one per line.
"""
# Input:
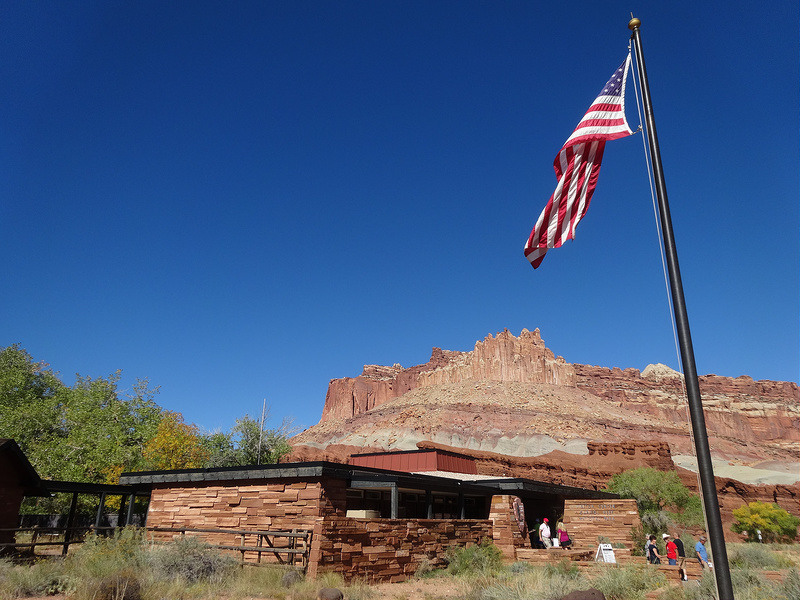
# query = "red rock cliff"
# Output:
<box><xmin>316</xmin><ymin>329</ymin><xmax>798</xmax><ymax>464</ymax></box>
<box><xmin>321</xmin><ymin>328</ymin><xmax>575</xmax><ymax>422</ymax></box>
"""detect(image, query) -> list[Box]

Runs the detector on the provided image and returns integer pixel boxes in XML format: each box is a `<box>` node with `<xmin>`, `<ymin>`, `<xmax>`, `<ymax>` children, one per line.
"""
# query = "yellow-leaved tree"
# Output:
<box><xmin>142</xmin><ymin>410</ymin><xmax>209</xmax><ymax>470</ymax></box>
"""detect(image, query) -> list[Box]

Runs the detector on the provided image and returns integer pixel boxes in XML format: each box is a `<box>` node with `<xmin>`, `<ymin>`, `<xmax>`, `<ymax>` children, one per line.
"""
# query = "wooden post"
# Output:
<box><xmin>62</xmin><ymin>492</ymin><xmax>79</xmax><ymax>556</ymax></box>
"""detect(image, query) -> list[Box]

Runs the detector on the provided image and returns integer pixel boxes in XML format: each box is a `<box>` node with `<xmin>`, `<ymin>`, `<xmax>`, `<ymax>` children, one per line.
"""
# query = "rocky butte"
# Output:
<box><xmin>290</xmin><ymin>328</ymin><xmax>799</xmax><ymax>535</ymax></box>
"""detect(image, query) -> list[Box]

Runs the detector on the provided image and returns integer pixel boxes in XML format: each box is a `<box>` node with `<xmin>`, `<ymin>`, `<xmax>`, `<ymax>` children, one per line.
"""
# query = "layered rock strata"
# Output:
<box><xmin>309</xmin><ymin>329</ymin><xmax>798</xmax><ymax>466</ymax></box>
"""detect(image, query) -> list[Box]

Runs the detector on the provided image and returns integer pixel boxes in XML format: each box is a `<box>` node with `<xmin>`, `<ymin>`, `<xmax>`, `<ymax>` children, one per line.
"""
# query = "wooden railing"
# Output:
<box><xmin>145</xmin><ymin>526</ymin><xmax>313</xmax><ymax>568</ymax></box>
<box><xmin>0</xmin><ymin>525</ymin><xmax>313</xmax><ymax>569</ymax></box>
<box><xmin>0</xmin><ymin>525</ymin><xmax>115</xmax><ymax>556</ymax></box>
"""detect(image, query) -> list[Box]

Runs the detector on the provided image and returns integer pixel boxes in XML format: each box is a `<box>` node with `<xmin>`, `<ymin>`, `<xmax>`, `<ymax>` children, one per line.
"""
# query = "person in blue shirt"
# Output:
<box><xmin>695</xmin><ymin>535</ymin><xmax>711</xmax><ymax>569</ymax></box>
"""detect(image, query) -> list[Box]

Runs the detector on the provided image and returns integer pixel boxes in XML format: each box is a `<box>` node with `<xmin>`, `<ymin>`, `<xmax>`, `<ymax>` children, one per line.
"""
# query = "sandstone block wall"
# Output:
<box><xmin>562</xmin><ymin>498</ymin><xmax>640</xmax><ymax>548</ymax></box>
<box><xmin>307</xmin><ymin>516</ymin><xmax>493</xmax><ymax>582</ymax></box>
<box><xmin>488</xmin><ymin>494</ymin><xmax>530</xmax><ymax>559</ymax></box>
<box><xmin>144</xmin><ymin>477</ymin><xmax>347</xmax><ymax>560</ymax></box>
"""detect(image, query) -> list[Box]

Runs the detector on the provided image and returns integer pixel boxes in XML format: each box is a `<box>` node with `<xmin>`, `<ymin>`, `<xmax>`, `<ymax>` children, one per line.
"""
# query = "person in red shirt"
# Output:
<box><xmin>664</xmin><ymin>533</ymin><xmax>678</xmax><ymax>565</ymax></box>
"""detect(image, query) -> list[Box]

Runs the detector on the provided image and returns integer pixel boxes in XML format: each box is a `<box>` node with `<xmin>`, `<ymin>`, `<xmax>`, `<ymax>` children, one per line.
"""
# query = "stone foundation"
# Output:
<box><xmin>307</xmin><ymin>516</ymin><xmax>493</xmax><ymax>582</ymax></box>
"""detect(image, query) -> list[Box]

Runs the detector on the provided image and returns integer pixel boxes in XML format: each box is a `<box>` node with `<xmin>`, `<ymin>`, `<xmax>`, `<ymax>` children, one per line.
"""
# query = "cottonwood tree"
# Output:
<box><xmin>0</xmin><ymin>345</ymin><xmax>67</xmax><ymax>475</ymax></box>
<box><xmin>732</xmin><ymin>501</ymin><xmax>800</xmax><ymax>543</ymax></box>
<box><xmin>0</xmin><ymin>345</ymin><xmax>162</xmax><ymax>483</ymax></box>
<box><xmin>200</xmin><ymin>413</ymin><xmax>296</xmax><ymax>467</ymax></box>
<box><xmin>606</xmin><ymin>467</ymin><xmax>704</xmax><ymax>528</ymax></box>
<box><xmin>142</xmin><ymin>411</ymin><xmax>209</xmax><ymax>470</ymax></box>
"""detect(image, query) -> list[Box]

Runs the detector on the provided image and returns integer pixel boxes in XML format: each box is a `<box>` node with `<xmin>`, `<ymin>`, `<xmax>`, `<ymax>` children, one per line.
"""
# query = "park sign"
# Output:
<box><xmin>562</xmin><ymin>499</ymin><xmax>641</xmax><ymax>549</ymax></box>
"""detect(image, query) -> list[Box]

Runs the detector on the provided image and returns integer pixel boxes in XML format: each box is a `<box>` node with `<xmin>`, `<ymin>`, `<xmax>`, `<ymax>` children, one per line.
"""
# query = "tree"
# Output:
<box><xmin>142</xmin><ymin>411</ymin><xmax>209</xmax><ymax>471</ymax></box>
<box><xmin>731</xmin><ymin>501</ymin><xmax>800</xmax><ymax>543</ymax></box>
<box><xmin>606</xmin><ymin>467</ymin><xmax>703</xmax><ymax>528</ymax></box>
<box><xmin>231</xmin><ymin>414</ymin><xmax>294</xmax><ymax>465</ymax></box>
<box><xmin>0</xmin><ymin>345</ymin><xmax>162</xmax><ymax>484</ymax></box>
<box><xmin>200</xmin><ymin>412</ymin><xmax>295</xmax><ymax>467</ymax></box>
<box><xmin>50</xmin><ymin>372</ymin><xmax>162</xmax><ymax>483</ymax></box>
<box><xmin>199</xmin><ymin>430</ymin><xmax>239</xmax><ymax>468</ymax></box>
<box><xmin>1</xmin><ymin>345</ymin><xmax>168</xmax><ymax>513</ymax></box>
<box><xmin>0</xmin><ymin>344</ymin><xmax>68</xmax><ymax>471</ymax></box>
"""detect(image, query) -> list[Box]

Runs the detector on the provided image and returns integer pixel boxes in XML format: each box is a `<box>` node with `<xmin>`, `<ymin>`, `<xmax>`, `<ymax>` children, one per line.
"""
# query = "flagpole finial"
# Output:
<box><xmin>628</xmin><ymin>16</ymin><xmax>641</xmax><ymax>30</ymax></box>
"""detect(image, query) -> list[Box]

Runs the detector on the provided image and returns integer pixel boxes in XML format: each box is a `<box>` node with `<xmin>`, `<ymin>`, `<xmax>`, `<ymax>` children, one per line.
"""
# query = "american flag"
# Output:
<box><xmin>524</xmin><ymin>54</ymin><xmax>633</xmax><ymax>269</ymax></box>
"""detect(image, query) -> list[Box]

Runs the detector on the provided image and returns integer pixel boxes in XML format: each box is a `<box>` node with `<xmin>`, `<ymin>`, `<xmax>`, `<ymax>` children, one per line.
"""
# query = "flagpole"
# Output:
<box><xmin>628</xmin><ymin>17</ymin><xmax>734</xmax><ymax>600</ymax></box>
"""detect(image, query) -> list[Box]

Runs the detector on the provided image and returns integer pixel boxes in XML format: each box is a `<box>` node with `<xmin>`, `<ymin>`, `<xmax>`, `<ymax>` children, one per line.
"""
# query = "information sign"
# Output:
<box><xmin>594</xmin><ymin>543</ymin><xmax>616</xmax><ymax>563</ymax></box>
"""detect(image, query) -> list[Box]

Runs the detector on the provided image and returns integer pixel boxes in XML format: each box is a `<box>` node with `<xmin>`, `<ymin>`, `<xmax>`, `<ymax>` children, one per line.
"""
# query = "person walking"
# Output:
<box><xmin>539</xmin><ymin>518</ymin><xmax>552</xmax><ymax>549</ymax></box>
<box><xmin>695</xmin><ymin>536</ymin><xmax>711</xmax><ymax>570</ymax></box>
<box><xmin>673</xmin><ymin>533</ymin><xmax>687</xmax><ymax>581</ymax></box>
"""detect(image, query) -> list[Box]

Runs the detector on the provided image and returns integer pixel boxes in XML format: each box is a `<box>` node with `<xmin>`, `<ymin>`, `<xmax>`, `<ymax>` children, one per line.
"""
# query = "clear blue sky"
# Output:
<box><xmin>2</xmin><ymin>1</ymin><xmax>797</xmax><ymax>434</ymax></box>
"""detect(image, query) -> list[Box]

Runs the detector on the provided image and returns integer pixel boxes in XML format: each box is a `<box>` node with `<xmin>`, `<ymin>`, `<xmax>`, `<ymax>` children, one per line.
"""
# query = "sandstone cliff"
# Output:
<box><xmin>303</xmin><ymin>329</ymin><xmax>797</xmax><ymax>469</ymax></box>
<box><xmin>320</xmin><ymin>329</ymin><xmax>575</xmax><ymax>422</ymax></box>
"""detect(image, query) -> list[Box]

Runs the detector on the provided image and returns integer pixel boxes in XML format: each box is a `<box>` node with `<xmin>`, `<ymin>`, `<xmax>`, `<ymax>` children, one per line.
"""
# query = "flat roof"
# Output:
<box><xmin>119</xmin><ymin>461</ymin><xmax>617</xmax><ymax>501</ymax></box>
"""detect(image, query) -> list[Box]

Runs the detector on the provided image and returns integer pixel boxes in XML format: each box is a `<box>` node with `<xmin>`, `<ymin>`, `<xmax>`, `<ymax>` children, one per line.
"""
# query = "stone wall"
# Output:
<box><xmin>307</xmin><ymin>516</ymin><xmax>494</xmax><ymax>582</ymax></box>
<box><xmin>144</xmin><ymin>477</ymin><xmax>347</xmax><ymax>556</ymax></box>
<box><xmin>562</xmin><ymin>498</ymin><xmax>640</xmax><ymax>548</ymax></box>
<box><xmin>488</xmin><ymin>495</ymin><xmax>530</xmax><ymax>559</ymax></box>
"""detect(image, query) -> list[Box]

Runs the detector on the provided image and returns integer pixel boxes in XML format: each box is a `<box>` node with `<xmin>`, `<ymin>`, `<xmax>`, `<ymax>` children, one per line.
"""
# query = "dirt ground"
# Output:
<box><xmin>19</xmin><ymin>578</ymin><xmax>464</xmax><ymax>600</ymax></box>
<box><xmin>369</xmin><ymin>577</ymin><xmax>465</xmax><ymax>599</ymax></box>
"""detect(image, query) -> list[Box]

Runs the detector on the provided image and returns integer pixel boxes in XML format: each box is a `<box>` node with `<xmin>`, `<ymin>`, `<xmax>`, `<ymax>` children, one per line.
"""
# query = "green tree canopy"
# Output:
<box><xmin>0</xmin><ymin>344</ymin><xmax>162</xmax><ymax>483</ymax></box>
<box><xmin>200</xmin><ymin>413</ymin><xmax>295</xmax><ymax>467</ymax></box>
<box><xmin>0</xmin><ymin>344</ymin><xmax>68</xmax><ymax>468</ymax></box>
<box><xmin>1</xmin><ymin>344</ymin><xmax>297</xmax><ymax>498</ymax></box>
<box><xmin>731</xmin><ymin>501</ymin><xmax>800</xmax><ymax>543</ymax></box>
<box><xmin>606</xmin><ymin>467</ymin><xmax>703</xmax><ymax>528</ymax></box>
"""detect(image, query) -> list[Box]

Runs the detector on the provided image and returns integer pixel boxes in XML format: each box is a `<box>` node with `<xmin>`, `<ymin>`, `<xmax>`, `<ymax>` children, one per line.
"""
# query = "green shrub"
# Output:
<box><xmin>729</xmin><ymin>567</ymin><xmax>788</xmax><ymax>600</ymax></box>
<box><xmin>446</xmin><ymin>538</ymin><xmax>504</xmax><ymax>577</ymax></box>
<box><xmin>222</xmin><ymin>563</ymin><xmax>288</xmax><ymax>597</ymax></box>
<box><xmin>589</xmin><ymin>564</ymin><xmax>666</xmax><ymax>600</ymax></box>
<box><xmin>415</xmin><ymin>556</ymin><xmax>444</xmax><ymax>578</ymax></box>
<box><xmin>462</xmin><ymin>565</ymin><xmax>588</xmax><ymax>600</ymax></box>
<box><xmin>544</xmin><ymin>558</ymin><xmax>581</xmax><ymax>580</ymax></box>
<box><xmin>629</xmin><ymin>525</ymin><xmax>646</xmax><ymax>556</ymax></box>
<box><xmin>507</xmin><ymin>561</ymin><xmax>532</xmax><ymax>574</ymax></box>
<box><xmin>0</xmin><ymin>557</ymin><xmax>72</xmax><ymax>600</ymax></box>
<box><xmin>664</xmin><ymin>567</ymin><xmax>799</xmax><ymax>600</ymax></box>
<box><xmin>147</xmin><ymin>536</ymin><xmax>238</xmax><ymax>583</ymax></box>
<box><xmin>95</xmin><ymin>571</ymin><xmax>142</xmax><ymax>600</ymax></box>
<box><xmin>728</xmin><ymin>543</ymin><xmax>795</xmax><ymax>570</ymax></box>
<box><xmin>67</xmin><ymin>528</ymin><xmax>147</xmax><ymax>579</ymax></box>
<box><xmin>65</xmin><ymin>530</ymin><xmax>149</xmax><ymax>600</ymax></box>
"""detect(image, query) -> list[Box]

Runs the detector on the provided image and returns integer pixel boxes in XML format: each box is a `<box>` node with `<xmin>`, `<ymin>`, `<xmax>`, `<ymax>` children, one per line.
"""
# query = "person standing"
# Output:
<box><xmin>673</xmin><ymin>533</ymin><xmax>687</xmax><ymax>581</ymax></box>
<box><xmin>539</xmin><ymin>518</ymin><xmax>552</xmax><ymax>549</ymax></box>
<box><xmin>556</xmin><ymin>520</ymin><xmax>571</xmax><ymax>548</ymax></box>
<box><xmin>695</xmin><ymin>535</ymin><xmax>711</xmax><ymax>569</ymax></box>
<box><xmin>664</xmin><ymin>533</ymin><xmax>678</xmax><ymax>565</ymax></box>
<box><xmin>647</xmin><ymin>535</ymin><xmax>661</xmax><ymax>564</ymax></box>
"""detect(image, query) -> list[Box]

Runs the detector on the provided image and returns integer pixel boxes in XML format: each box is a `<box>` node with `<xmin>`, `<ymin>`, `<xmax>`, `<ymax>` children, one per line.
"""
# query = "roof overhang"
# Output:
<box><xmin>120</xmin><ymin>461</ymin><xmax>617</xmax><ymax>501</ymax></box>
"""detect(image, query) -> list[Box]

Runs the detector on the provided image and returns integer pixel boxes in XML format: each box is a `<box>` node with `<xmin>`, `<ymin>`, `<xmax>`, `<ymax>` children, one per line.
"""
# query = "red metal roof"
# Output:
<box><xmin>349</xmin><ymin>449</ymin><xmax>477</xmax><ymax>475</ymax></box>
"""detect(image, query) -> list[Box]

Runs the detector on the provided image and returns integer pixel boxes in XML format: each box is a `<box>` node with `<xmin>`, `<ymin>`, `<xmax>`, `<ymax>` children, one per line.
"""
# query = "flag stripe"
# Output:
<box><xmin>524</xmin><ymin>54</ymin><xmax>632</xmax><ymax>269</ymax></box>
